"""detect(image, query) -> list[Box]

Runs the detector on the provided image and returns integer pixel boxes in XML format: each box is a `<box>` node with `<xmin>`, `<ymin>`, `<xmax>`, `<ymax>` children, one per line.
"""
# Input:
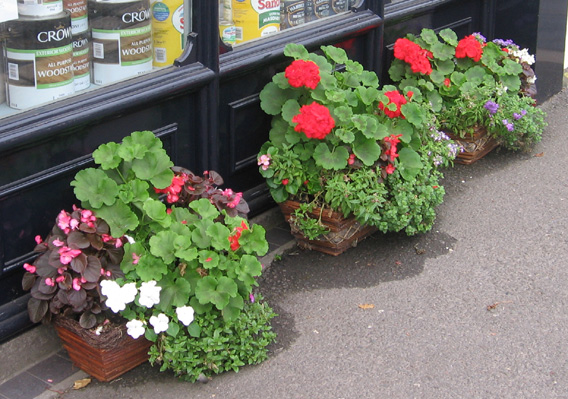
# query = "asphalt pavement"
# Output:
<box><xmin>43</xmin><ymin>88</ymin><xmax>568</xmax><ymax>399</ymax></box>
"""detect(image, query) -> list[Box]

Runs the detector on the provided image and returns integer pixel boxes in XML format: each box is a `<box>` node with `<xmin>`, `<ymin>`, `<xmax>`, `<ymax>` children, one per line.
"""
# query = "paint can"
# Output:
<box><xmin>231</xmin><ymin>0</ymin><xmax>280</xmax><ymax>45</ymax></box>
<box><xmin>151</xmin><ymin>0</ymin><xmax>184</xmax><ymax>67</ymax></box>
<box><xmin>72</xmin><ymin>31</ymin><xmax>90</xmax><ymax>90</ymax></box>
<box><xmin>280</xmin><ymin>0</ymin><xmax>304</xmax><ymax>30</ymax></box>
<box><xmin>330</xmin><ymin>0</ymin><xmax>347</xmax><ymax>14</ymax></box>
<box><xmin>4</xmin><ymin>12</ymin><xmax>75</xmax><ymax>110</ymax></box>
<box><xmin>63</xmin><ymin>0</ymin><xmax>89</xmax><ymax>34</ymax></box>
<box><xmin>17</xmin><ymin>0</ymin><xmax>63</xmax><ymax>17</ymax></box>
<box><xmin>89</xmin><ymin>0</ymin><xmax>152</xmax><ymax>85</ymax></box>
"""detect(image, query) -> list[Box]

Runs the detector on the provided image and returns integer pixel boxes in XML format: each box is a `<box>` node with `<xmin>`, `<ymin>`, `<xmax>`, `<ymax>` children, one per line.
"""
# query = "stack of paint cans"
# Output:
<box><xmin>4</xmin><ymin>3</ymin><xmax>75</xmax><ymax>109</ymax></box>
<box><xmin>89</xmin><ymin>0</ymin><xmax>153</xmax><ymax>85</ymax></box>
<box><xmin>281</xmin><ymin>0</ymin><xmax>350</xmax><ymax>30</ymax></box>
<box><xmin>64</xmin><ymin>0</ymin><xmax>91</xmax><ymax>90</ymax></box>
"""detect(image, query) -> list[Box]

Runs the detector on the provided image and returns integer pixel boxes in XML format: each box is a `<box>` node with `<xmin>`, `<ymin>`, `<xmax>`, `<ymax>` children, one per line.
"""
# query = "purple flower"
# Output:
<box><xmin>473</xmin><ymin>32</ymin><xmax>487</xmax><ymax>43</ymax></box>
<box><xmin>484</xmin><ymin>101</ymin><xmax>499</xmax><ymax>115</ymax></box>
<box><xmin>513</xmin><ymin>113</ymin><xmax>522</xmax><ymax>120</ymax></box>
<box><xmin>493</xmin><ymin>38</ymin><xmax>515</xmax><ymax>47</ymax></box>
<box><xmin>502</xmin><ymin>119</ymin><xmax>515</xmax><ymax>132</ymax></box>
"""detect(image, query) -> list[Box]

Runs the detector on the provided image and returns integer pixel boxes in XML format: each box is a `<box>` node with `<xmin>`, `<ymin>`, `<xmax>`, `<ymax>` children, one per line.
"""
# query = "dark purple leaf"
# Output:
<box><xmin>83</xmin><ymin>256</ymin><xmax>102</xmax><ymax>283</ymax></box>
<box><xmin>79</xmin><ymin>311</ymin><xmax>97</xmax><ymax>329</ymax></box>
<box><xmin>22</xmin><ymin>272</ymin><xmax>36</xmax><ymax>291</ymax></box>
<box><xmin>57</xmin><ymin>289</ymin><xmax>70</xmax><ymax>305</ymax></box>
<box><xmin>67</xmin><ymin>231</ymin><xmax>90</xmax><ymax>249</ymax></box>
<box><xmin>68</xmin><ymin>289</ymin><xmax>87</xmax><ymax>310</ymax></box>
<box><xmin>37</xmin><ymin>277</ymin><xmax>57</xmax><ymax>295</ymax></box>
<box><xmin>48</xmin><ymin>249</ymin><xmax>64</xmax><ymax>268</ymax></box>
<box><xmin>35</xmin><ymin>253</ymin><xmax>58</xmax><ymax>277</ymax></box>
<box><xmin>106</xmin><ymin>246</ymin><xmax>125</xmax><ymax>265</ymax></box>
<box><xmin>27</xmin><ymin>298</ymin><xmax>48</xmax><ymax>323</ymax></box>
<box><xmin>70</xmin><ymin>253</ymin><xmax>87</xmax><ymax>273</ymax></box>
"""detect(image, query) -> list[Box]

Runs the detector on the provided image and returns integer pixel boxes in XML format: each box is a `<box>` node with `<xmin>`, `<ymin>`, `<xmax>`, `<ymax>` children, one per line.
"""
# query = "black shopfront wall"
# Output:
<box><xmin>0</xmin><ymin>0</ymin><xmax>565</xmax><ymax>342</ymax></box>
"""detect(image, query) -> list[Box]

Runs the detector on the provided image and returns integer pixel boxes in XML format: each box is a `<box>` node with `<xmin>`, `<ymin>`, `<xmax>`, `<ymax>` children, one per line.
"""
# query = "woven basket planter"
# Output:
<box><xmin>278</xmin><ymin>199</ymin><xmax>377</xmax><ymax>256</ymax></box>
<box><xmin>445</xmin><ymin>125</ymin><xmax>498</xmax><ymax>165</ymax></box>
<box><xmin>54</xmin><ymin>317</ymin><xmax>152</xmax><ymax>382</ymax></box>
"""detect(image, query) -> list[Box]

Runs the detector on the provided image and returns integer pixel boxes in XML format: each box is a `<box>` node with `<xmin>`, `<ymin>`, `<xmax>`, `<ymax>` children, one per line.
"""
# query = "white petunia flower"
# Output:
<box><xmin>176</xmin><ymin>306</ymin><xmax>195</xmax><ymax>326</ymax></box>
<box><xmin>139</xmin><ymin>280</ymin><xmax>161</xmax><ymax>308</ymax></box>
<box><xmin>124</xmin><ymin>235</ymin><xmax>136</xmax><ymax>244</ymax></box>
<box><xmin>126</xmin><ymin>319</ymin><xmax>145</xmax><ymax>339</ymax></box>
<box><xmin>149</xmin><ymin>313</ymin><xmax>169</xmax><ymax>334</ymax></box>
<box><xmin>100</xmin><ymin>280</ymin><xmax>138</xmax><ymax>313</ymax></box>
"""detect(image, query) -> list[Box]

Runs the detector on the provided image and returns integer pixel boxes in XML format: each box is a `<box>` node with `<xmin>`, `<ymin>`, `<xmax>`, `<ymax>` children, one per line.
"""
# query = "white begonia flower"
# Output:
<box><xmin>100</xmin><ymin>280</ymin><xmax>138</xmax><ymax>313</ymax></box>
<box><xmin>149</xmin><ymin>313</ymin><xmax>169</xmax><ymax>334</ymax></box>
<box><xmin>139</xmin><ymin>280</ymin><xmax>161</xmax><ymax>308</ymax></box>
<box><xmin>124</xmin><ymin>234</ymin><xmax>136</xmax><ymax>244</ymax></box>
<box><xmin>176</xmin><ymin>306</ymin><xmax>195</xmax><ymax>326</ymax></box>
<box><xmin>126</xmin><ymin>319</ymin><xmax>145</xmax><ymax>339</ymax></box>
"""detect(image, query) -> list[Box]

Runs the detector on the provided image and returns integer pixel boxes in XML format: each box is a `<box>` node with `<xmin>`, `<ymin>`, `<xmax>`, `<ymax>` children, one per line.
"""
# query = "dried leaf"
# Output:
<box><xmin>533</xmin><ymin>152</ymin><xmax>544</xmax><ymax>157</ymax></box>
<box><xmin>73</xmin><ymin>378</ymin><xmax>92</xmax><ymax>390</ymax></box>
<box><xmin>358</xmin><ymin>304</ymin><xmax>375</xmax><ymax>310</ymax></box>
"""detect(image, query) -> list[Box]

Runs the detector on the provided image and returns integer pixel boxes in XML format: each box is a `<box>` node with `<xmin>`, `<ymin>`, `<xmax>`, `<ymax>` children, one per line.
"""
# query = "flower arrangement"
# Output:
<box><xmin>258</xmin><ymin>43</ymin><xmax>458</xmax><ymax>239</ymax></box>
<box><xmin>388</xmin><ymin>28</ymin><xmax>546</xmax><ymax>152</ymax></box>
<box><xmin>23</xmin><ymin>131</ymin><xmax>276</xmax><ymax>382</ymax></box>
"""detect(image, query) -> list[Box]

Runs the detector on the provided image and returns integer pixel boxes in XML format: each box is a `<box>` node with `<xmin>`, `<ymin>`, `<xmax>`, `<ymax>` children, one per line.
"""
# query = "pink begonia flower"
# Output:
<box><xmin>69</xmin><ymin>218</ymin><xmax>79</xmax><ymax>230</ymax></box>
<box><xmin>52</xmin><ymin>239</ymin><xmax>65</xmax><ymax>247</ymax></box>
<box><xmin>34</xmin><ymin>235</ymin><xmax>43</xmax><ymax>244</ymax></box>
<box><xmin>250</xmin><ymin>293</ymin><xmax>255</xmax><ymax>303</ymax></box>
<box><xmin>57</xmin><ymin>267</ymin><xmax>66</xmax><ymax>274</ymax></box>
<box><xmin>132</xmin><ymin>253</ymin><xmax>140</xmax><ymax>265</ymax></box>
<box><xmin>23</xmin><ymin>263</ymin><xmax>36</xmax><ymax>273</ymax></box>
<box><xmin>45</xmin><ymin>278</ymin><xmax>55</xmax><ymax>287</ymax></box>
<box><xmin>222</xmin><ymin>188</ymin><xmax>234</xmax><ymax>197</ymax></box>
<box><xmin>57</xmin><ymin>210</ymin><xmax>71</xmax><ymax>232</ymax></box>
<box><xmin>115</xmin><ymin>238</ymin><xmax>123</xmax><ymax>248</ymax></box>
<box><xmin>56</xmin><ymin>276</ymin><xmax>65</xmax><ymax>283</ymax></box>
<box><xmin>58</xmin><ymin>247</ymin><xmax>82</xmax><ymax>265</ymax></box>
<box><xmin>72</xmin><ymin>278</ymin><xmax>81</xmax><ymax>291</ymax></box>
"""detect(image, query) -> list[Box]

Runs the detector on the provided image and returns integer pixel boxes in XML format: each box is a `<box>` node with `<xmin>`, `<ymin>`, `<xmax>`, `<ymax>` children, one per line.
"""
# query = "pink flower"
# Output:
<box><xmin>72</xmin><ymin>278</ymin><xmax>81</xmax><ymax>291</ymax></box>
<box><xmin>34</xmin><ymin>235</ymin><xmax>43</xmax><ymax>245</ymax></box>
<box><xmin>56</xmin><ymin>275</ymin><xmax>65</xmax><ymax>283</ymax></box>
<box><xmin>385</xmin><ymin>164</ymin><xmax>396</xmax><ymax>174</ymax></box>
<box><xmin>52</xmin><ymin>239</ymin><xmax>65</xmax><ymax>247</ymax></box>
<box><xmin>58</xmin><ymin>247</ymin><xmax>82</xmax><ymax>265</ymax></box>
<box><xmin>250</xmin><ymin>293</ymin><xmax>255</xmax><ymax>303</ymax></box>
<box><xmin>23</xmin><ymin>263</ymin><xmax>36</xmax><ymax>273</ymax></box>
<box><xmin>57</xmin><ymin>210</ymin><xmax>72</xmax><ymax>233</ymax></box>
<box><xmin>132</xmin><ymin>253</ymin><xmax>140</xmax><ymax>265</ymax></box>
<box><xmin>45</xmin><ymin>278</ymin><xmax>55</xmax><ymax>287</ymax></box>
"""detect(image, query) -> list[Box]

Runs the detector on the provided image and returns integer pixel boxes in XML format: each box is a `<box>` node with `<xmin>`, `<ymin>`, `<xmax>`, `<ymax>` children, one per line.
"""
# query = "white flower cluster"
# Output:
<box><xmin>101</xmin><ymin>279</ymin><xmax>195</xmax><ymax>339</ymax></box>
<box><xmin>512</xmin><ymin>47</ymin><xmax>535</xmax><ymax>65</ymax></box>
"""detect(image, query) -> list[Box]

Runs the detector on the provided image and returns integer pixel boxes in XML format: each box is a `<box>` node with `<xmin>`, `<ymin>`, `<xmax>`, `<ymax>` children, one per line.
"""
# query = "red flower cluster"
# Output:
<box><xmin>285</xmin><ymin>59</ymin><xmax>321</xmax><ymax>90</ymax></box>
<box><xmin>455</xmin><ymin>35</ymin><xmax>483</xmax><ymax>62</ymax></box>
<box><xmin>228</xmin><ymin>221</ymin><xmax>249</xmax><ymax>251</ymax></box>
<box><xmin>444</xmin><ymin>78</ymin><xmax>451</xmax><ymax>87</ymax></box>
<box><xmin>292</xmin><ymin>102</ymin><xmax>335</xmax><ymax>139</ymax></box>
<box><xmin>384</xmin><ymin>134</ymin><xmax>403</xmax><ymax>162</ymax></box>
<box><xmin>393</xmin><ymin>38</ymin><xmax>433</xmax><ymax>75</ymax></box>
<box><xmin>378</xmin><ymin>90</ymin><xmax>412</xmax><ymax>119</ymax></box>
<box><xmin>154</xmin><ymin>174</ymin><xmax>187</xmax><ymax>203</ymax></box>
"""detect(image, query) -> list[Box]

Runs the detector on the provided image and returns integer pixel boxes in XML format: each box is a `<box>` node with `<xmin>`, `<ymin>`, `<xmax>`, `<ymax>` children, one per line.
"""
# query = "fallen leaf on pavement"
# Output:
<box><xmin>73</xmin><ymin>378</ymin><xmax>92</xmax><ymax>390</ymax></box>
<box><xmin>534</xmin><ymin>152</ymin><xmax>544</xmax><ymax>157</ymax></box>
<box><xmin>358</xmin><ymin>304</ymin><xmax>375</xmax><ymax>310</ymax></box>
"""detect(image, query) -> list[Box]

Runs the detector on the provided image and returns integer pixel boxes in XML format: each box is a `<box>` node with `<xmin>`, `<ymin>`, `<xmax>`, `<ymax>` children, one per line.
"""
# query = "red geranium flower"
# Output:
<box><xmin>444</xmin><ymin>78</ymin><xmax>451</xmax><ymax>87</ymax></box>
<box><xmin>292</xmin><ymin>102</ymin><xmax>335</xmax><ymax>139</ymax></box>
<box><xmin>228</xmin><ymin>221</ymin><xmax>249</xmax><ymax>251</ymax></box>
<box><xmin>385</xmin><ymin>164</ymin><xmax>396</xmax><ymax>174</ymax></box>
<box><xmin>455</xmin><ymin>35</ymin><xmax>483</xmax><ymax>62</ymax></box>
<box><xmin>285</xmin><ymin>59</ymin><xmax>321</xmax><ymax>90</ymax></box>
<box><xmin>393</xmin><ymin>38</ymin><xmax>433</xmax><ymax>75</ymax></box>
<box><xmin>379</xmin><ymin>90</ymin><xmax>408</xmax><ymax>119</ymax></box>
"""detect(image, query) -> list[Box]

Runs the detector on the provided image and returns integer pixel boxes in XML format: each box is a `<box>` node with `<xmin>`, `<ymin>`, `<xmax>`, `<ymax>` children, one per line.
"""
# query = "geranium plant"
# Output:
<box><xmin>258</xmin><ymin>43</ymin><xmax>458</xmax><ymax>238</ymax></box>
<box><xmin>388</xmin><ymin>28</ymin><xmax>546</xmax><ymax>151</ymax></box>
<box><xmin>67</xmin><ymin>130</ymin><xmax>275</xmax><ymax>380</ymax></box>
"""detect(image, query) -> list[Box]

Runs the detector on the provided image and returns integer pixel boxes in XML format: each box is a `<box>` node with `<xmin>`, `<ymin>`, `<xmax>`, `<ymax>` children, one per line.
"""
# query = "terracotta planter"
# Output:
<box><xmin>445</xmin><ymin>125</ymin><xmax>498</xmax><ymax>165</ymax></box>
<box><xmin>54</xmin><ymin>318</ymin><xmax>152</xmax><ymax>382</ymax></box>
<box><xmin>278</xmin><ymin>199</ymin><xmax>377</xmax><ymax>256</ymax></box>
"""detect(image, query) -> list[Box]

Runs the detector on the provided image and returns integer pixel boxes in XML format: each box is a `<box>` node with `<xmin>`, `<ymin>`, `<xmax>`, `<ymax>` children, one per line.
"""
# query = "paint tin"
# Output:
<box><xmin>304</xmin><ymin>0</ymin><xmax>314</xmax><ymax>23</ymax></box>
<box><xmin>151</xmin><ymin>0</ymin><xmax>184</xmax><ymax>67</ymax></box>
<box><xmin>89</xmin><ymin>0</ymin><xmax>152</xmax><ymax>85</ymax></box>
<box><xmin>63</xmin><ymin>0</ymin><xmax>89</xmax><ymax>34</ymax></box>
<box><xmin>4</xmin><ymin>12</ymin><xmax>75</xmax><ymax>110</ymax></box>
<box><xmin>72</xmin><ymin>31</ymin><xmax>90</xmax><ymax>90</ymax></box>
<box><xmin>330</xmin><ymin>0</ymin><xmax>347</xmax><ymax>14</ymax></box>
<box><xmin>18</xmin><ymin>0</ymin><xmax>63</xmax><ymax>17</ymax></box>
<box><xmin>232</xmin><ymin>0</ymin><xmax>280</xmax><ymax>45</ymax></box>
<box><xmin>313</xmin><ymin>0</ymin><xmax>330</xmax><ymax>19</ymax></box>
<box><xmin>280</xmin><ymin>0</ymin><xmax>304</xmax><ymax>30</ymax></box>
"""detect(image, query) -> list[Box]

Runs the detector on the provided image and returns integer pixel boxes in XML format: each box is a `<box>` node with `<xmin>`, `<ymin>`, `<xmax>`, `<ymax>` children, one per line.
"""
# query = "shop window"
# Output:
<box><xmin>219</xmin><ymin>0</ymin><xmax>363</xmax><ymax>47</ymax></box>
<box><xmin>0</xmin><ymin>0</ymin><xmax>193</xmax><ymax>117</ymax></box>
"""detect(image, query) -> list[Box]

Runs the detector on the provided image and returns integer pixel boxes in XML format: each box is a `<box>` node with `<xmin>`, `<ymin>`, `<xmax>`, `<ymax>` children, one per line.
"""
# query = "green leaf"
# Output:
<box><xmin>397</xmin><ymin>147</ymin><xmax>423</xmax><ymax>180</ymax></box>
<box><xmin>158</xmin><ymin>276</ymin><xmax>192</xmax><ymax>311</ymax></box>
<box><xmin>431</xmin><ymin>42</ymin><xmax>455</xmax><ymax>61</ymax></box>
<box><xmin>191</xmin><ymin>219</ymin><xmax>214</xmax><ymax>248</ymax></box>
<box><xmin>272</xmin><ymin>72</ymin><xmax>290</xmax><ymax>89</ymax></box>
<box><xmin>352</xmin><ymin>134</ymin><xmax>382</xmax><ymax>166</ymax></box>
<box><xmin>121</xmin><ymin>131</ymin><xmax>164</xmax><ymax>158</ymax></box>
<box><xmin>143</xmin><ymin>199</ymin><xmax>171</xmax><ymax>227</ymax></box>
<box><xmin>333</xmin><ymin>106</ymin><xmax>353</xmax><ymax>124</ymax></box>
<box><xmin>236</xmin><ymin>254</ymin><xmax>263</xmax><ymax>280</ymax></box>
<box><xmin>207</xmin><ymin>223</ymin><xmax>231</xmax><ymax>251</ymax></box>
<box><xmin>195</xmin><ymin>276</ymin><xmax>238</xmax><ymax>310</ymax></box>
<box><xmin>92</xmin><ymin>142</ymin><xmax>121</xmax><ymax>170</ymax></box>
<box><xmin>187</xmin><ymin>319</ymin><xmax>201</xmax><ymax>337</ymax></box>
<box><xmin>166</xmin><ymin>321</ymin><xmax>180</xmax><ymax>337</ymax></box>
<box><xmin>260</xmin><ymin>82</ymin><xmax>289</xmax><ymax>115</ymax></box>
<box><xmin>429</xmin><ymin>69</ymin><xmax>445</xmax><ymax>85</ymax></box>
<box><xmin>118</xmin><ymin>179</ymin><xmax>150</xmax><ymax>204</ymax></box>
<box><xmin>282</xmin><ymin>99</ymin><xmax>301</xmax><ymax>124</ymax></box>
<box><xmin>335</xmin><ymin>128</ymin><xmax>355</xmax><ymax>143</ymax></box>
<box><xmin>420</xmin><ymin>29</ymin><xmax>438</xmax><ymax>45</ymax></box>
<box><xmin>188</xmin><ymin>198</ymin><xmax>220</xmax><ymax>221</ymax></box>
<box><xmin>135</xmin><ymin>254</ymin><xmax>168</xmax><ymax>282</ymax></box>
<box><xmin>439</xmin><ymin>28</ymin><xmax>458</xmax><ymax>46</ymax></box>
<box><xmin>464</xmin><ymin>65</ymin><xmax>487</xmax><ymax>85</ymax></box>
<box><xmin>94</xmin><ymin>202</ymin><xmax>139</xmax><ymax>237</ymax></box>
<box><xmin>389</xmin><ymin>119</ymin><xmax>414</xmax><ymax>143</ymax></box>
<box><xmin>199</xmin><ymin>250</ymin><xmax>220</xmax><ymax>269</ymax></box>
<box><xmin>284</xmin><ymin>43</ymin><xmax>309</xmax><ymax>59</ymax></box>
<box><xmin>325</xmin><ymin>90</ymin><xmax>346</xmax><ymax>103</ymax></box>
<box><xmin>427</xmin><ymin>91</ymin><xmax>443</xmax><ymax>112</ymax></box>
<box><xmin>132</xmin><ymin>151</ymin><xmax>174</xmax><ymax>189</ymax></box>
<box><xmin>71</xmin><ymin>168</ymin><xmax>119</xmax><ymax>209</ymax></box>
<box><xmin>308</xmin><ymin>53</ymin><xmax>333</xmax><ymax>74</ymax></box>
<box><xmin>501</xmin><ymin>74</ymin><xmax>521</xmax><ymax>92</ymax></box>
<box><xmin>353</xmin><ymin>115</ymin><xmax>382</xmax><ymax>140</ymax></box>
<box><xmin>388</xmin><ymin>60</ymin><xmax>407</xmax><ymax>82</ymax></box>
<box><xmin>361</xmin><ymin>71</ymin><xmax>379</xmax><ymax>88</ymax></box>
<box><xmin>239</xmin><ymin>225</ymin><xmax>269</xmax><ymax>256</ymax></box>
<box><xmin>436</xmin><ymin>59</ymin><xmax>455</xmax><ymax>74</ymax></box>
<box><xmin>222</xmin><ymin>295</ymin><xmax>244</xmax><ymax>322</ymax></box>
<box><xmin>357</xmin><ymin>86</ymin><xmax>379</xmax><ymax>105</ymax></box>
<box><xmin>313</xmin><ymin>143</ymin><xmax>349</xmax><ymax>170</ymax></box>
<box><xmin>503</xmin><ymin>58</ymin><xmax>523</xmax><ymax>75</ymax></box>
<box><xmin>401</xmin><ymin>102</ymin><xmax>425</xmax><ymax>128</ymax></box>
<box><xmin>149</xmin><ymin>230</ymin><xmax>178</xmax><ymax>264</ymax></box>
<box><xmin>321</xmin><ymin>45</ymin><xmax>348</xmax><ymax>64</ymax></box>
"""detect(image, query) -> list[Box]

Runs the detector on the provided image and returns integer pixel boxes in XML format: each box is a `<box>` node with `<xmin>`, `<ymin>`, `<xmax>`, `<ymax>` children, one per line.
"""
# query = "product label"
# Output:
<box><xmin>17</xmin><ymin>0</ymin><xmax>63</xmax><ymax>16</ymax></box>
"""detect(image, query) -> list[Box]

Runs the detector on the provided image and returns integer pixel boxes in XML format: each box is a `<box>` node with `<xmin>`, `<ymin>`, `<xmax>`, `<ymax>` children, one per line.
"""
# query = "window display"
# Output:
<box><xmin>0</xmin><ymin>0</ymin><xmax>192</xmax><ymax>114</ymax></box>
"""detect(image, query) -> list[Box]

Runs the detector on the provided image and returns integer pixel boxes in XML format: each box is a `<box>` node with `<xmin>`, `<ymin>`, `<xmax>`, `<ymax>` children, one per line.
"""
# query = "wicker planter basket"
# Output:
<box><xmin>278</xmin><ymin>199</ymin><xmax>377</xmax><ymax>256</ymax></box>
<box><xmin>54</xmin><ymin>317</ymin><xmax>152</xmax><ymax>382</ymax></box>
<box><xmin>445</xmin><ymin>125</ymin><xmax>498</xmax><ymax>165</ymax></box>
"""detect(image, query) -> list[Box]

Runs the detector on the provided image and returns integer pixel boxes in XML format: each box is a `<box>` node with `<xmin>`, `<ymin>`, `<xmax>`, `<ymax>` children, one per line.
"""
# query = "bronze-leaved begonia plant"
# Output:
<box><xmin>258</xmin><ymin>43</ymin><xmax>459</xmax><ymax>238</ymax></box>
